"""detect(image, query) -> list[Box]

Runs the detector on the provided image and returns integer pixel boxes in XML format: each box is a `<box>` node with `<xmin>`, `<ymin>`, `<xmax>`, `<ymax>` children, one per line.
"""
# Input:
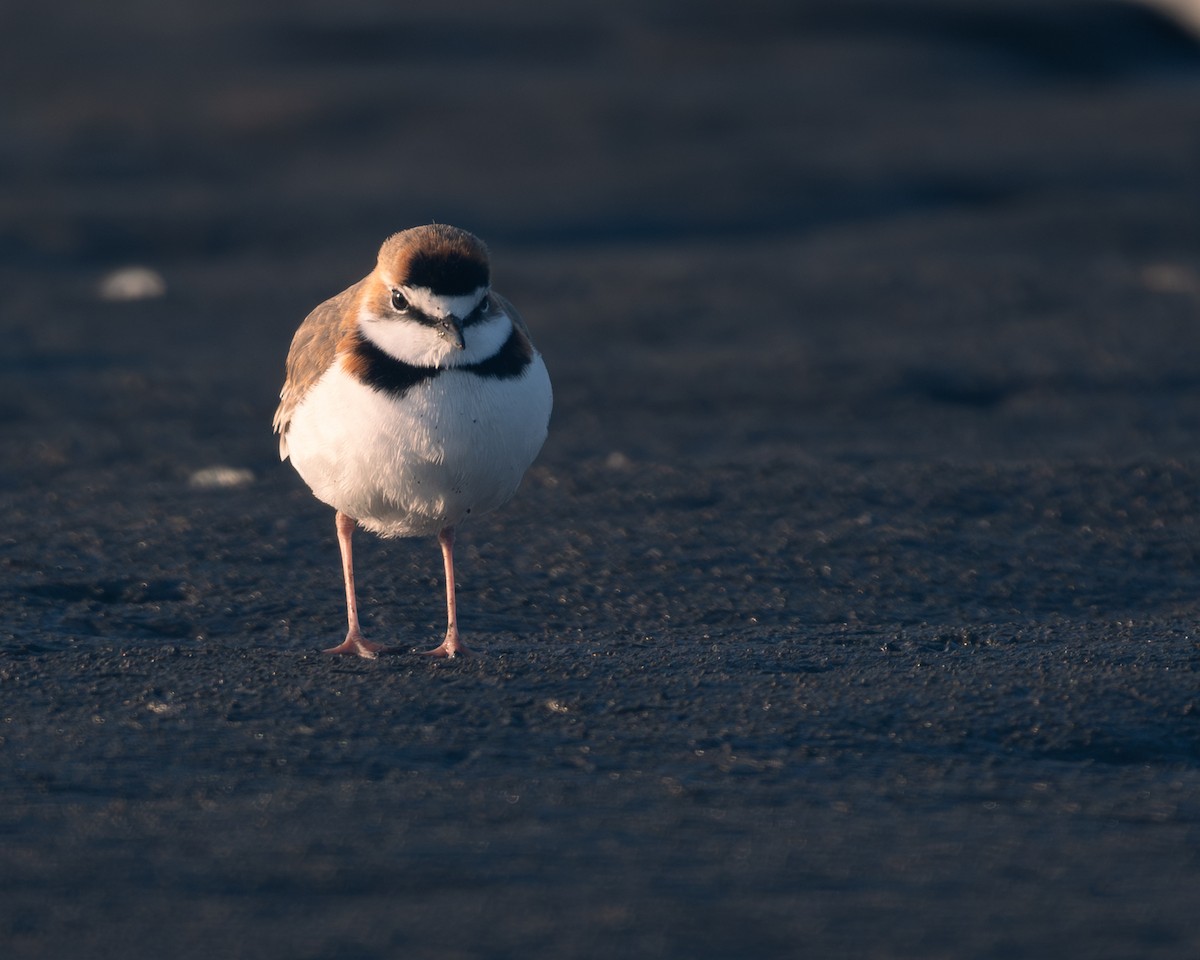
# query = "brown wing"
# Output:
<box><xmin>273</xmin><ymin>278</ymin><xmax>365</xmax><ymax>460</ymax></box>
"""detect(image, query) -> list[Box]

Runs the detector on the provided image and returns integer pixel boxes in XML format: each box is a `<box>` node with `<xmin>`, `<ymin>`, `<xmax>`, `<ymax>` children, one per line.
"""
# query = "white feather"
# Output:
<box><xmin>359</xmin><ymin>306</ymin><xmax>511</xmax><ymax>369</ymax></box>
<box><xmin>402</xmin><ymin>286</ymin><xmax>485</xmax><ymax>322</ymax></box>
<box><xmin>284</xmin><ymin>325</ymin><xmax>552</xmax><ymax>538</ymax></box>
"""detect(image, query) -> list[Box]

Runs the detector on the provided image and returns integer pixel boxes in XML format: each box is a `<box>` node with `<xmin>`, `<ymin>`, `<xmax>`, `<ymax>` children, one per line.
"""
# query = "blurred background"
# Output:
<box><xmin>4</xmin><ymin>0</ymin><xmax>1200</xmax><ymax>480</ymax></box>
<box><xmin>4</xmin><ymin>2</ymin><xmax>1200</xmax><ymax>958</ymax></box>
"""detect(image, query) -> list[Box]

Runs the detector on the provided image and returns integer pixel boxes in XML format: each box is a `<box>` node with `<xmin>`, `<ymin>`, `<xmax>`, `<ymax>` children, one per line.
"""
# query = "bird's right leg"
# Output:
<box><xmin>323</xmin><ymin>510</ymin><xmax>385</xmax><ymax>659</ymax></box>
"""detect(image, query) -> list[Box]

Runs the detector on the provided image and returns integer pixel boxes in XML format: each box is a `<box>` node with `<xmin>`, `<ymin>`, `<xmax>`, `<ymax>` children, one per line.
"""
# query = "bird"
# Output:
<box><xmin>273</xmin><ymin>224</ymin><xmax>552</xmax><ymax>659</ymax></box>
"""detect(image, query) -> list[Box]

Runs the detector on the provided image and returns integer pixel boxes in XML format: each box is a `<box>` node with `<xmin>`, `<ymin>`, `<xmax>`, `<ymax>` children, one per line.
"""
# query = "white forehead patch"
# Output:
<box><xmin>402</xmin><ymin>286</ymin><xmax>488</xmax><ymax>320</ymax></box>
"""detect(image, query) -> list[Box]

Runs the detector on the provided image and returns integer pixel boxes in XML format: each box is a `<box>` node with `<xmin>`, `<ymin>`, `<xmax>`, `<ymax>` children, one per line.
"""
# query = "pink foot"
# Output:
<box><xmin>421</xmin><ymin>634</ymin><xmax>471</xmax><ymax>659</ymax></box>
<box><xmin>324</xmin><ymin>632</ymin><xmax>385</xmax><ymax>660</ymax></box>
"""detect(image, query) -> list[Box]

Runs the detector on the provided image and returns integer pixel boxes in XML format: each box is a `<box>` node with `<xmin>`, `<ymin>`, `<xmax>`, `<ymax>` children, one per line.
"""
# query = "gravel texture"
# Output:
<box><xmin>2</xmin><ymin>2</ymin><xmax>1200</xmax><ymax>958</ymax></box>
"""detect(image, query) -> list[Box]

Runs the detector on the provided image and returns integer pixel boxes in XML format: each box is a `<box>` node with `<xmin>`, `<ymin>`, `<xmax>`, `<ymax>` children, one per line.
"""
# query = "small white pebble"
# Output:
<box><xmin>1141</xmin><ymin>263</ymin><xmax>1200</xmax><ymax>295</ymax></box>
<box><xmin>189</xmin><ymin>466</ymin><xmax>255</xmax><ymax>489</ymax></box>
<box><xmin>98</xmin><ymin>266</ymin><xmax>168</xmax><ymax>301</ymax></box>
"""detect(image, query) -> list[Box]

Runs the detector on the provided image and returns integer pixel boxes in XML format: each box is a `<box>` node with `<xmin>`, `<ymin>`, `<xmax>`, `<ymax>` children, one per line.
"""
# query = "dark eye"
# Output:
<box><xmin>474</xmin><ymin>296</ymin><xmax>490</xmax><ymax>318</ymax></box>
<box><xmin>391</xmin><ymin>289</ymin><xmax>409</xmax><ymax>312</ymax></box>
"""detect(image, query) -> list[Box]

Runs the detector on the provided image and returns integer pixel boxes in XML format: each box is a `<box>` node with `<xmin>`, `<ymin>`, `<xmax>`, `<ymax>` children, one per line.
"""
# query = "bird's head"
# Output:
<box><xmin>360</xmin><ymin>224</ymin><xmax>493</xmax><ymax>366</ymax></box>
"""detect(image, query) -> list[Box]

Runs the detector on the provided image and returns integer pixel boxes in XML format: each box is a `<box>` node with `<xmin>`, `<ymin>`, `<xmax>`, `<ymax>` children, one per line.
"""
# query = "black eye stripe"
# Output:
<box><xmin>387</xmin><ymin>290</ymin><xmax>493</xmax><ymax>327</ymax></box>
<box><xmin>462</xmin><ymin>296</ymin><xmax>492</xmax><ymax>327</ymax></box>
<box><xmin>409</xmin><ymin>307</ymin><xmax>442</xmax><ymax>328</ymax></box>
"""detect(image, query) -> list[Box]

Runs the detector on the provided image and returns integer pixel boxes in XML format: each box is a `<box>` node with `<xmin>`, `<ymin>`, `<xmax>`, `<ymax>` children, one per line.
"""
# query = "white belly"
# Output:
<box><xmin>285</xmin><ymin>356</ymin><xmax>552</xmax><ymax>538</ymax></box>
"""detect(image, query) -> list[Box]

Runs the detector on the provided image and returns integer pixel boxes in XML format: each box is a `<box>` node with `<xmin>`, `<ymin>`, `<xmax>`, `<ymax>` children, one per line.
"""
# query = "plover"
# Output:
<box><xmin>273</xmin><ymin>225</ymin><xmax>552</xmax><ymax>659</ymax></box>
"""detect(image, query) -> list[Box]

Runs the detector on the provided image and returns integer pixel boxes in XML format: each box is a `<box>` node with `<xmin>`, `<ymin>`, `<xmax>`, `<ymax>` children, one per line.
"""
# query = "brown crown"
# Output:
<box><xmin>377</xmin><ymin>224</ymin><xmax>490</xmax><ymax>295</ymax></box>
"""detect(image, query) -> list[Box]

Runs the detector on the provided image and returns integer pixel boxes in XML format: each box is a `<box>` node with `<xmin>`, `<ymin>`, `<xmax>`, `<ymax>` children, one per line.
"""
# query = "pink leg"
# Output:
<box><xmin>324</xmin><ymin>511</ymin><xmax>385</xmax><ymax>659</ymax></box>
<box><xmin>423</xmin><ymin>526</ymin><xmax>470</xmax><ymax>658</ymax></box>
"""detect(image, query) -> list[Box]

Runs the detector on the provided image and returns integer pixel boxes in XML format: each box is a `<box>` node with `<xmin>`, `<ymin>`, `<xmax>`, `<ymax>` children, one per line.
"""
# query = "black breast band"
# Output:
<box><xmin>348</xmin><ymin>326</ymin><xmax>533</xmax><ymax>398</ymax></box>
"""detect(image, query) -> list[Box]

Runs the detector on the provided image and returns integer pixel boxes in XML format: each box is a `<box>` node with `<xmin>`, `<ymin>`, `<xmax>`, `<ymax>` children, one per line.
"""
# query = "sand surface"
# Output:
<box><xmin>2</xmin><ymin>2</ymin><xmax>1200</xmax><ymax>957</ymax></box>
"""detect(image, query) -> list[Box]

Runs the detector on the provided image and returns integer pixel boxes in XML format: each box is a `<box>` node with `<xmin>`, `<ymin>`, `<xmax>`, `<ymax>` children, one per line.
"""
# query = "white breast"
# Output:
<box><xmin>285</xmin><ymin>352</ymin><xmax>552</xmax><ymax>538</ymax></box>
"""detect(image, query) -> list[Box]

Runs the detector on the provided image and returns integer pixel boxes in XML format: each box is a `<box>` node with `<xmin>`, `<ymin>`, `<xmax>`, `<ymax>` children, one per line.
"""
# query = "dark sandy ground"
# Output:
<box><xmin>3</xmin><ymin>1</ymin><xmax>1200</xmax><ymax>957</ymax></box>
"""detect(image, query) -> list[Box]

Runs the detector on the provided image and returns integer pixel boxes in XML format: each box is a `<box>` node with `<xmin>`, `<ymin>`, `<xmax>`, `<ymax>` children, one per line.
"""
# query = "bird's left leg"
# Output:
<box><xmin>423</xmin><ymin>526</ymin><xmax>470</xmax><ymax>658</ymax></box>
